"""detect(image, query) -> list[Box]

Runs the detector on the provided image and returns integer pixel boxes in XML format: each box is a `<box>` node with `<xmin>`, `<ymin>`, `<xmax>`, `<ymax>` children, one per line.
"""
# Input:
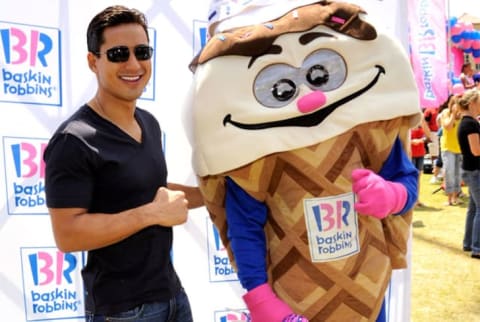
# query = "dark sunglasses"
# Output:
<box><xmin>96</xmin><ymin>45</ymin><xmax>154</xmax><ymax>63</ymax></box>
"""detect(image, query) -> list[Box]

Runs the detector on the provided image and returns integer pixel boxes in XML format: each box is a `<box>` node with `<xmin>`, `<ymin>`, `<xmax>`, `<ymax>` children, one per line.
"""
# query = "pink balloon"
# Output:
<box><xmin>451</xmin><ymin>25</ymin><xmax>463</xmax><ymax>36</ymax></box>
<box><xmin>452</xmin><ymin>83</ymin><xmax>465</xmax><ymax>95</ymax></box>
<box><xmin>473</xmin><ymin>39</ymin><xmax>480</xmax><ymax>50</ymax></box>
<box><xmin>462</xmin><ymin>38</ymin><xmax>473</xmax><ymax>50</ymax></box>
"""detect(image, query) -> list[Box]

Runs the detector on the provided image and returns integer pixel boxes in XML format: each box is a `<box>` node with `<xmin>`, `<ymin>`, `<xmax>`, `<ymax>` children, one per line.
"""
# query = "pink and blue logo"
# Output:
<box><xmin>206</xmin><ymin>218</ymin><xmax>238</xmax><ymax>282</ymax></box>
<box><xmin>0</xmin><ymin>21</ymin><xmax>62</xmax><ymax>106</ymax></box>
<box><xmin>303</xmin><ymin>192</ymin><xmax>360</xmax><ymax>262</ymax></box>
<box><xmin>192</xmin><ymin>20</ymin><xmax>208</xmax><ymax>56</ymax></box>
<box><xmin>140</xmin><ymin>28</ymin><xmax>157</xmax><ymax>101</ymax></box>
<box><xmin>3</xmin><ymin>136</ymin><xmax>48</xmax><ymax>215</ymax></box>
<box><xmin>139</xmin><ymin>28</ymin><xmax>156</xmax><ymax>101</ymax></box>
<box><xmin>214</xmin><ymin>310</ymin><xmax>250</xmax><ymax>322</ymax></box>
<box><xmin>20</xmin><ymin>247</ymin><xmax>85</xmax><ymax>321</ymax></box>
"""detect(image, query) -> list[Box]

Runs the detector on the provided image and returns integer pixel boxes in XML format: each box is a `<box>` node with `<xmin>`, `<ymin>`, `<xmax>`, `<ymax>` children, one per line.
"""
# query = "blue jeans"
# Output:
<box><xmin>461</xmin><ymin>169</ymin><xmax>480</xmax><ymax>253</ymax></box>
<box><xmin>411</xmin><ymin>156</ymin><xmax>424</xmax><ymax>172</ymax></box>
<box><xmin>442</xmin><ymin>151</ymin><xmax>462</xmax><ymax>194</ymax></box>
<box><xmin>85</xmin><ymin>289</ymin><xmax>193</xmax><ymax>322</ymax></box>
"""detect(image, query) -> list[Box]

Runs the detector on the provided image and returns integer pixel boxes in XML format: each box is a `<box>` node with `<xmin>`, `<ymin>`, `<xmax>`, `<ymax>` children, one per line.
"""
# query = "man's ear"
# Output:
<box><xmin>87</xmin><ymin>52</ymin><xmax>98</xmax><ymax>73</ymax></box>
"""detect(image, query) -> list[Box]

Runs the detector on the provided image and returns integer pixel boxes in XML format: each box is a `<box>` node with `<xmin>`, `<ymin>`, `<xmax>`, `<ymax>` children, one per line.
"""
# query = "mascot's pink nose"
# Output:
<box><xmin>297</xmin><ymin>91</ymin><xmax>327</xmax><ymax>113</ymax></box>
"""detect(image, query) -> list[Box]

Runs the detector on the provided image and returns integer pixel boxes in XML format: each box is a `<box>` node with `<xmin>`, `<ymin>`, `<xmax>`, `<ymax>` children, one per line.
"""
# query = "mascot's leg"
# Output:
<box><xmin>225</xmin><ymin>178</ymin><xmax>308</xmax><ymax>322</ymax></box>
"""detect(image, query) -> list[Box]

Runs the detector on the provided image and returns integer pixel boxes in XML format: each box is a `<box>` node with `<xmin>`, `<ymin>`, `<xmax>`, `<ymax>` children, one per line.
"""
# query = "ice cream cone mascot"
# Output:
<box><xmin>186</xmin><ymin>1</ymin><xmax>422</xmax><ymax>321</ymax></box>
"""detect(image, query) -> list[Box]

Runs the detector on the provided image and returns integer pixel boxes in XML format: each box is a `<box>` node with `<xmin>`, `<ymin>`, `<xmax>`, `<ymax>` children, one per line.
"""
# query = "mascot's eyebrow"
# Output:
<box><xmin>248</xmin><ymin>32</ymin><xmax>335</xmax><ymax>69</ymax></box>
<box><xmin>248</xmin><ymin>45</ymin><xmax>282</xmax><ymax>69</ymax></box>
<box><xmin>299</xmin><ymin>32</ymin><xmax>336</xmax><ymax>45</ymax></box>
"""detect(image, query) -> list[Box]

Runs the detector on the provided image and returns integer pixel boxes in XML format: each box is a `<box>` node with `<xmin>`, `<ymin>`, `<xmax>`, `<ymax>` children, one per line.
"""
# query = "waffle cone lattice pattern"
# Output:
<box><xmin>199</xmin><ymin>118</ymin><xmax>413</xmax><ymax>321</ymax></box>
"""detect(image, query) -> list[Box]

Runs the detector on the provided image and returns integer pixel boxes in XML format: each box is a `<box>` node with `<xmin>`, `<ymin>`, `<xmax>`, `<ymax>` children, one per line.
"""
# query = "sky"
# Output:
<box><xmin>448</xmin><ymin>0</ymin><xmax>480</xmax><ymax>18</ymax></box>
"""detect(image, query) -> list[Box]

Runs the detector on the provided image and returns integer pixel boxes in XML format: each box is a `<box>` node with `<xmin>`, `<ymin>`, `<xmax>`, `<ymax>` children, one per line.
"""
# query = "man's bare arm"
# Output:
<box><xmin>168</xmin><ymin>183</ymin><xmax>204</xmax><ymax>209</ymax></box>
<box><xmin>48</xmin><ymin>187</ymin><xmax>188</xmax><ymax>253</ymax></box>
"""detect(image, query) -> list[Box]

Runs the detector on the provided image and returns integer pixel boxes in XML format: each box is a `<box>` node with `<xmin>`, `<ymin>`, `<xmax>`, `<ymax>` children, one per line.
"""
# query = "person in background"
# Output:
<box><xmin>411</xmin><ymin>116</ymin><xmax>430</xmax><ymax>207</ymax></box>
<box><xmin>473</xmin><ymin>71</ymin><xmax>480</xmax><ymax>86</ymax></box>
<box><xmin>43</xmin><ymin>6</ymin><xmax>202</xmax><ymax>321</ymax></box>
<box><xmin>439</xmin><ymin>94</ymin><xmax>464</xmax><ymax>206</ymax></box>
<box><xmin>457</xmin><ymin>89</ymin><xmax>480</xmax><ymax>259</ymax></box>
<box><xmin>424</xmin><ymin>106</ymin><xmax>440</xmax><ymax>182</ymax></box>
<box><xmin>432</xmin><ymin>95</ymin><xmax>454</xmax><ymax>184</ymax></box>
<box><xmin>460</xmin><ymin>63</ymin><xmax>476</xmax><ymax>90</ymax></box>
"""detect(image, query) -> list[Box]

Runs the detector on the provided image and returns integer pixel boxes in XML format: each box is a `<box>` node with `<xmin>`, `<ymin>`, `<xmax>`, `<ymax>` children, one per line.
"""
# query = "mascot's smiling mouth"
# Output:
<box><xmin>223</xmin><ymin>65</ymin><xmax>385</xmax><ymax>130</ymax></box>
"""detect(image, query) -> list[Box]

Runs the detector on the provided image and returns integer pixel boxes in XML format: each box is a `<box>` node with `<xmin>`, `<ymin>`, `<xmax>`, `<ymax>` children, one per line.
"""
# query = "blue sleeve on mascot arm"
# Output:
<box><xmin>225</xmin><ymin>176</ymin><xmax>268</xmax><ymax>290</ymax></box>
<box><xmin>379</xmin><ymin>137</ymin><xmax>419</xmax><ymax>214</ymax></box>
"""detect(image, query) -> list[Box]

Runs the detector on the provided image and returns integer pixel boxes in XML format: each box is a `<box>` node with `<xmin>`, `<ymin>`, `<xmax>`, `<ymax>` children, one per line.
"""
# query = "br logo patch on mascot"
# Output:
<box><xmin>185</xmin><ymin>1</ymin><xmax>422</xmax><ymax>321</ymax></box>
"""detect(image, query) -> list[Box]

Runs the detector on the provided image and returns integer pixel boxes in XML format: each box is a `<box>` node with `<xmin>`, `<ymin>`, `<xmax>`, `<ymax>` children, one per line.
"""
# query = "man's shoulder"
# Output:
<box><xmin>135</xmin><ymin>107</ymin><xmax>161</xmax><ymax>128</ymax></box>
<box><xmin>135</xmin><ymin>106</ymin><xmax>155</xmax><ymax>119</ymax></box>
<box><xmin>56</xmin><ymin>105</ymin><xmax>94</xmax><ymax>134</ymax></box>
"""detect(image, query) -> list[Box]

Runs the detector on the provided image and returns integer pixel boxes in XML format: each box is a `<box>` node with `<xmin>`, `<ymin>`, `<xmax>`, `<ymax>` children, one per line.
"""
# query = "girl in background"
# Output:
<box><xmin>457</xmin><ymin>89</ymin><xmax>480</xmax><ymax>259</ymax></box>
<box><xmin>440</xmin><ymin>95</ymin><xmax>464</xmax><ymax>206</ymax></box>
<box><xmin>431</xmin><ymin>96</ymin><xmax>453</xmax><ymax>183</ymax></box>
<box><xmin>411</xmin><ymin>116</ymin><xmax>430</xmax><ymax>207</ymax></box>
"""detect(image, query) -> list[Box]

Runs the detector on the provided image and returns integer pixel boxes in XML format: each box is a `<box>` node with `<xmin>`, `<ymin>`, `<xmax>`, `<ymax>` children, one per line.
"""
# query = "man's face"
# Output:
<box><xmin>89</xmin><ymin>23</ymin><xmax>151</xmax><ymax>102</ymax></box>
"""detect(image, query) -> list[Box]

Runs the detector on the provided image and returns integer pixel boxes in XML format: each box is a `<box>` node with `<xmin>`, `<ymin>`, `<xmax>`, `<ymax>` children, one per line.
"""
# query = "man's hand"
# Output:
<box><xmin>150</xmin><ymin>187</ymin><xmax>189</xmax><ymax>226</ymax></box>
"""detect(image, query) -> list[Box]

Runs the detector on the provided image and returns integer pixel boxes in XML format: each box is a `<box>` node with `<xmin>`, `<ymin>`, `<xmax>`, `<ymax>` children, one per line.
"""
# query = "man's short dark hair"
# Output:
<box><xmin>87</xmin><ymin>5</ymin><xmax>149</xmax><ymax>55</ymax></box>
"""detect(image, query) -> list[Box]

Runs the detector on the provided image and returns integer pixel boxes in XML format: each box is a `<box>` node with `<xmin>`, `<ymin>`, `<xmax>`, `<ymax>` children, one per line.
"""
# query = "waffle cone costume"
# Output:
<box><xmin>199</xmin><ymin>118</ymin><xmax>413</xmax><ymax>321</ymax></box>
<box><xmin>186</xmin><ymin>1</ymin><xmax>422</xmax><ymax>321</ymax></box>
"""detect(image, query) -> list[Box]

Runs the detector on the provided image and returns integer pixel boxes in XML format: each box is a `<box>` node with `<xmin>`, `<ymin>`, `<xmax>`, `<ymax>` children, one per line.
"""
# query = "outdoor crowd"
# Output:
<box><xmin>412</xmin><ymin>62</ymin><xmax>480</xmax><ymax>259</ymax></box>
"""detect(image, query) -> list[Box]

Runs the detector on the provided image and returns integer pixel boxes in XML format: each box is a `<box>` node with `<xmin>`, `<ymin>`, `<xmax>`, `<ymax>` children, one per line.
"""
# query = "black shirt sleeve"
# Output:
<box><xmin>44</xmin><ymin>133</ymin><xmax>97</xmax><ymax>208</ymax></box>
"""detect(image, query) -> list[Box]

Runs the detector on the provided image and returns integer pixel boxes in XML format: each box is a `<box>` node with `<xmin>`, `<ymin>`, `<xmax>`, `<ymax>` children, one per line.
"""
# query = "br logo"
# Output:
<box><xmin>207</xmin><ymin>218</ymin><xmax>238</xmax><ymax>282</ymax></box>
<box><xmin>303</xmin><ymin>192</ymin><xmax>359</xmax><ymax>262</ymax></box>
<box><xmin>0</xmin><ymin>27</ymin><xmax>53</xmax><ymax>67</ymax></box>
<box><xmin>28</xmin><ymin>251</ymin><xmax>77</xmax><ymax>285</ymax></box>
<box><xmin>10</xmin><ymin>141</ymin><xmax>46</xmax><ymax>179</ymax></box>
<box><xmin>3</xmin><ymin>137</ymin><xmax>48</xmax><ymax>214</ymax></box>
<box><xmin>0</xmin><ymin>21</ymin><xmax>61</xmax><ymax>106</ymax></box>
<box><xmin>216</xmin><ymin>311</ymin><xmax>250</xmax><ymax>322</ymax></box>
<box><xmin>212</xmin><ymin>223</ymin><xmax>225</xmax><ymax>252</ymax></box>
<box><xmin>311</xmin><ymin>199</ymin><xmax>351</xmax><ymax>232</ymax></box>
<box><xmin>192</xmin><ymin>20</ymin><xmax>208</xmax><ymax>56</ymax></box>
<box><xmin>21</xmin><ymin>247</ymin><xmax>85</xmax><ymax>320</ymax></box>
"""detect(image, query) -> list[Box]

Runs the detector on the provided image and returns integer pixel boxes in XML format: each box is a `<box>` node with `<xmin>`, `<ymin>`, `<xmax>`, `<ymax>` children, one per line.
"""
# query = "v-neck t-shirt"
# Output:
<box><xmin>44</xmin><ymin>104</ymin><xmax>182</xmax><ymax>314</ymax></box>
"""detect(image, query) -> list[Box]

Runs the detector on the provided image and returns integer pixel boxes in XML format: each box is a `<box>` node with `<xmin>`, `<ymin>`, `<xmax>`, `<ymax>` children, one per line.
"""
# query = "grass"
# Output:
<box><xmin>411</xmin><ymin>172</ymin><xmax>480</xmax><ymax>322</ymax></box>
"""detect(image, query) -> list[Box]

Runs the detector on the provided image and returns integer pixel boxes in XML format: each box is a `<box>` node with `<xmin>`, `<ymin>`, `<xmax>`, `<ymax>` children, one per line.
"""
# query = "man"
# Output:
<box><xmin>43</xmin><ymin>6</ymin><xmax>201</xmax><ymax>322</ymax></box>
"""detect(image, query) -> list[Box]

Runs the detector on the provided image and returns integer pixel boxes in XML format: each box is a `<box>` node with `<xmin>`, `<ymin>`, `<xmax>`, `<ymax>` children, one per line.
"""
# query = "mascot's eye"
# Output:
<box><xmin>307</xmin><ymin>65</ymin><xmax>329</xmax><ymax>86</ymax></box>
<box><xmin>254</xmin><ymin>64</ymin><xmax>299</xmax><ymax>108</ymax></box>
<box><xmin>254</xmin><ymin>50</ymin><xmax>346</xmax><ymax>108</ymax></box>
<box><xmin>272</xmin><ymin>79</ymin><xmax>296</xmax><ymax>101</ymax></box>
<box><xmin>302</xmin><ymin>49</ymin><xmax>346</xmax><ymax>91</ymax></box>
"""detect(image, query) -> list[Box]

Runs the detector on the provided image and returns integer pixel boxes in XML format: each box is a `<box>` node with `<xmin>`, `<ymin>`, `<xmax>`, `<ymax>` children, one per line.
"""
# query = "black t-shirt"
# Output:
<box><xmin>44</xmin><ymin>104</ymin><xmax>182</xmax><ymax>314</ymax></box>
<box><xmin>458</xmin><ymin>115</ymin><xmax>480</xmax><ymax>171</ymax></box>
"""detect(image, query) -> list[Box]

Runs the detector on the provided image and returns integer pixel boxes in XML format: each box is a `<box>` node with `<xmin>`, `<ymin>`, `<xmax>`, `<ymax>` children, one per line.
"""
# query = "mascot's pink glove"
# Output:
<box><xmin>243</xmin><ymin>283</ymin><xmax>309</xmax><ymax>322</ymax></box>
<box><xmin>351</xmin><ymin>168</ymin><xmax>407</xmax><ymax>219</ymax></box>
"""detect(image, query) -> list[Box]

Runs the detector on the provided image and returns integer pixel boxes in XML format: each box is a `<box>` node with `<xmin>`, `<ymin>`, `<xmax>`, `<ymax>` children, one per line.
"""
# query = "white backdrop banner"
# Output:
<box><xmin>0</xmin><ymin>1</ymin><xmax>412</xmax><ymax>321</ymax></box>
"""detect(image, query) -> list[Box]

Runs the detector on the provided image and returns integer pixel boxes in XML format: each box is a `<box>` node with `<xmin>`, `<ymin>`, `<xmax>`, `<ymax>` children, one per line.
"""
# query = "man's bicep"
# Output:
<box><xmin>48</xmin><ymin>207</ymin><xmax>87</xmax><ymax>232</ymax></box>
<box><xmin>47</xmin><ymin>207</ymin><xmax>88</xmax><ymax>252</ymax></box>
